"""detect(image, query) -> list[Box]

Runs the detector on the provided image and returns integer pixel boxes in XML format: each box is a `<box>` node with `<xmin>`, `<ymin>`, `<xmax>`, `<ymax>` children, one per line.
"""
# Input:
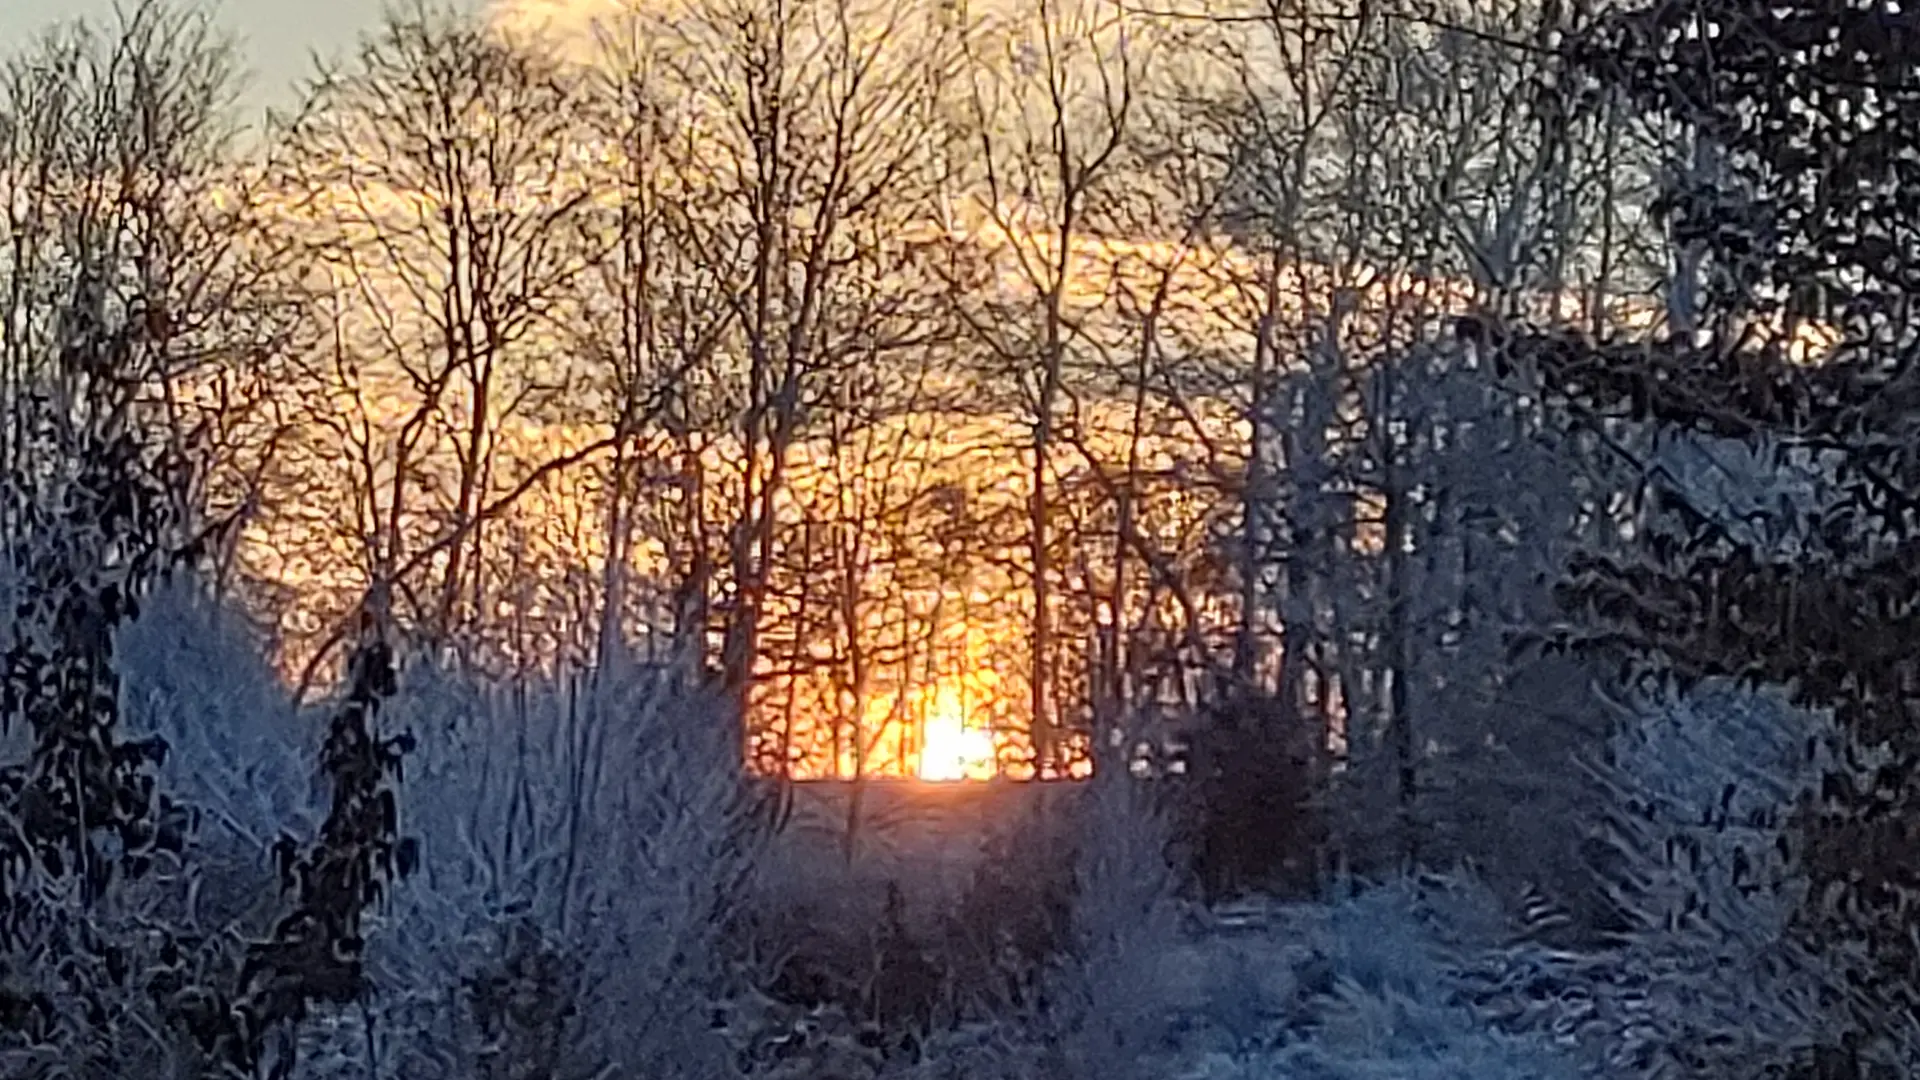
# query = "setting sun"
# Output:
<box><xmin>918</xmin><ymin>683</ymin><xmax>997</xmax><ymax>781</ymax></box>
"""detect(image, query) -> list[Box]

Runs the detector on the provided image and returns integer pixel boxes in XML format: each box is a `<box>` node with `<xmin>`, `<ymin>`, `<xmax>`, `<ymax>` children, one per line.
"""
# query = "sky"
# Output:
<box><xmin>0</xmin><ymin>0</ymin><xmax>485</xmax><ymax>115</ymax></box>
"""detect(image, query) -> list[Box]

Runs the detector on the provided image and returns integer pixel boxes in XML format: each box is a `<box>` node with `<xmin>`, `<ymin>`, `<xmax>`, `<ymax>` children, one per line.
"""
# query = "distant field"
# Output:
<box><xmin>760</xmin><ymin>778</ymin><xmax>1090</xmax><ymax>930</ymax></box>
<box><xmin>776</xmin><ymin>778</ymin><xmax>1086</xmax><ymax>853</ymax></box>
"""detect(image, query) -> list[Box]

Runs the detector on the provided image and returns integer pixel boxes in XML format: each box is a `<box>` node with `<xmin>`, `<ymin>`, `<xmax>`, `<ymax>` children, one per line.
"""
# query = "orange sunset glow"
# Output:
<box><xmin>917</xmin><ymin>683</ymin><xmax>996</xmax><ymax>781</ymax></box>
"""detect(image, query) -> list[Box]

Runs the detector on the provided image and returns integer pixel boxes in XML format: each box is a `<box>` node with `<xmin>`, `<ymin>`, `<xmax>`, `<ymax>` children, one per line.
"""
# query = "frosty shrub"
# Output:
<box><xmin>1254</xmin><ymin>871</ymin><xmax>1584</xmax><ymax>1080</ymax></box>
<box><xmin>4</xmin><ymin>560</ymin><xmax>405</xmax><ymax>1078</ymax></box>
<box><xmin>1562</xmin><ymin>680</ymin><xmax>1862</xmax><ymax>1076</ymax></box>
<box><xmin>972</xmin><ymin>744</ymin><xmax>1587</xmax><ymax>1080</ymax></box>
<box><xmin>1586</xmin><ymin>683</ymin><xmax>1826</xmax><ymax>934</ymax></box>
<box><xmin>116</xmin><ymin>581</ymin><xmax>323</xmax><ymax>929</ymax></box>
<box><xmin>1028</xmin><ymin>733</ymin><xmax>1189</xmax><ymax>1080</ymax></box>
<box><xmin>112</xmin><ymin>580</ymin><xmax>418</xmax><ymax>1078</ymax></box>
<box><xmin>360</xmin><ymin>652</ymin><xmax>757</xmax><ymax>1080</ymax></box>
<box><xmin>118</xmin><ymin>595</ymin><xmax>761</xmax><ymax>1080</ymax></box>
<box><xmin>0</xmin><ymin>490</ymin><xmax>240</xmax><ymax>1073</ymax></box>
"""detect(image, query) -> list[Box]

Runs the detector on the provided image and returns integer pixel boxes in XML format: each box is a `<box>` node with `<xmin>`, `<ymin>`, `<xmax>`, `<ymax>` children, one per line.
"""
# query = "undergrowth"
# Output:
<box><xmin>2</xmin><ymin>575</ymin><xmax>1900</xmax><ymax>1080</ymax></box>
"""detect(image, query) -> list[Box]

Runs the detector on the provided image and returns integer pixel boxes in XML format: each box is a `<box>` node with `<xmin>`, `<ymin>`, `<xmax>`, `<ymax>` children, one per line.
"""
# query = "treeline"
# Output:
<box><xmin>2</xmin><ymin>0</ymin><xmax>1683</xmax><ymax>792</ymax></box>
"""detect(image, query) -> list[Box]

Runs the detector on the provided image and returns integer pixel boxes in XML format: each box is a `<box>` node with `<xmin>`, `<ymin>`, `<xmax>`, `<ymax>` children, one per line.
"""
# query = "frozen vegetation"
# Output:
<box><xmin>0</xmin><ymin>580</ymin><xmax>1872</xmax><ymax>1078</ymax></box>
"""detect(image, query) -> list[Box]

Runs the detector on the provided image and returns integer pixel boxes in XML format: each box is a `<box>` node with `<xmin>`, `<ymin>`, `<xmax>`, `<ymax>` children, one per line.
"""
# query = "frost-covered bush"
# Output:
<box><xmin>1272</xmin><ymin>989</ymin><xmax>1583</xmax><ymax>1080</ymax></box>
<box><xmin>362</xmin><ymin>653</ymin><xmax>757</xmax><ymax>1080</ymax></box>
<box><xmin>1028</xmin><ymin>738</ymin><xmax>1190</xmax><ymax>1080</ymax></box>
<box><xmin>958</xmin><ymin>749</ymin><xmax>1584</xmax><ymax>1080</ymax></box>
<box><xmin>116</xmin><ymin>589</ymin><xmax>760</xmax><ymax>1080</ymax></box>
<box><xmin>1411</xmin><ymin>682</ymin><xmax>1860</xmax><ymax>1079</ymax></box>
<box><xmin>1556</xmin><ymin>680</ymin><xmax>1860</xmax><ymax>1076</ymax></box>
<box><xmin>1587</xmin><ymin>682</ymin><xmax>1830</xmax><ymax>943</ymax></box>
<box><xmin>0</xmin><ymin>569</ymin><xmax>266</xmax><ymax>1077</ymax></box>
<box><xmin>1244</xmin><ymin>873</ymin><xmax>1583</xmax><ymax>1080</ymax></box>
<box><xmin>0</xmin><ymin>870</ymin><xmax>226</xmax><ymax>1080</ymax></box>
<box><xmin>115</xmin><ymin>581</ymin><xmax>419</xmax><ymax>1078</ymax></box>
<box><xmin>116</xmin><ymin>581</ymin><xmax>322</xmax><ymax>929</ymax></box>
<box><xmin>1016</xmin><ymin>865</ymin><xmax>1584</xmax><ymax>1080</ymax></box>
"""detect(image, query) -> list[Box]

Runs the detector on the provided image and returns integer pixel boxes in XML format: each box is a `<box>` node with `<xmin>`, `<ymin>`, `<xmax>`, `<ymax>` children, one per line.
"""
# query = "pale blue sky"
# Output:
<box><xmin>2</xmin><ymin>1</ymin><xmax>483</xmax><ymax>116</ymax></box>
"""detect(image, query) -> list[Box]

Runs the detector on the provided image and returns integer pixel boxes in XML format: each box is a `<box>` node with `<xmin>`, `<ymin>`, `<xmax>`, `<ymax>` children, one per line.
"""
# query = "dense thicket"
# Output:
<box><xmin>1500</xmin><ymin>0</ymin><xmax>1920</xmax><ymax>1067</ymax></box>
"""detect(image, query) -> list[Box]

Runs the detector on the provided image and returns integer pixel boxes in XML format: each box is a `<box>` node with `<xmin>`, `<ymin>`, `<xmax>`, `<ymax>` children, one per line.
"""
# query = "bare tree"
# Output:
<box><xmin>262</xmin><ymin>2</ymin><xmax>610</xmax><ymax>678</ymax></box>
<box><xmin>0</xmin><ymin>0</ymin><xmax>294</xmax><ymax>579</ymax></box>
<box><xmin>1093</xmin><ymin>0</ymin><xmax>1655</xmax><ymax>882</ymax></box>
<box><xmin>951</xmin><ymin>0</ymin><xmax>1150</xmax><ymax>775</ymax></box>
<box><xmin>786</xmin><ymin>353</ymin><xmax>980</xmax><ymax>850</ymax></box>
<box><xmin>575</xmin><ymin>17</ymin><xmax>743</xmax><ymax>674</ymax></box>
<box><xmin>591</xmin><ymin>0</ymin><xmax>961</xmax><ymax>741</ymax></box>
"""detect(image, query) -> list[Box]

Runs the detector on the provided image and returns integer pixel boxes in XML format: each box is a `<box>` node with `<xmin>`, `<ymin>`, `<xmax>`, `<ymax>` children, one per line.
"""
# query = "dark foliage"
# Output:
<box><xmin>0</xmin><ymin>268</ymin><xmax>415</xmax><ymax>1072</ymax></box>
<box><xmin>463</xmin><ymin>918</ymin><xmax>578</xmax><ymax>1080</ymax></box>
<box><xmin>1169</xmin><ymin>693</ymin><xmax>1330</xmax><ymax>903</ymax></box>
<box><xmin>869</xmin><ymin>880</ymin><xmax>940</xmax><ymax>1036</ymax></box>
<box><xmin>941</xmin><ymin>813</ymin><xmax>1074</xmax><ymax>1019</ymax></box>
<box><xmin>1499</xmin><ymin>0</ymin><xmax>1920</xmax><ymax>1065</ymax></box>
<box><xmin>205</xmin><ymin>605</ymin><xmax>415</xmax><ymax>1078</ymax></box>
<box><xmin>0</xmin><ymin>271</ymin><xmax>211</xmax><ymax>1055</ymax></box>
<box><xmin>1566</xmin><ymin>0</ymin><xmax>1920</xmax><ymax>337</ymax></box>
